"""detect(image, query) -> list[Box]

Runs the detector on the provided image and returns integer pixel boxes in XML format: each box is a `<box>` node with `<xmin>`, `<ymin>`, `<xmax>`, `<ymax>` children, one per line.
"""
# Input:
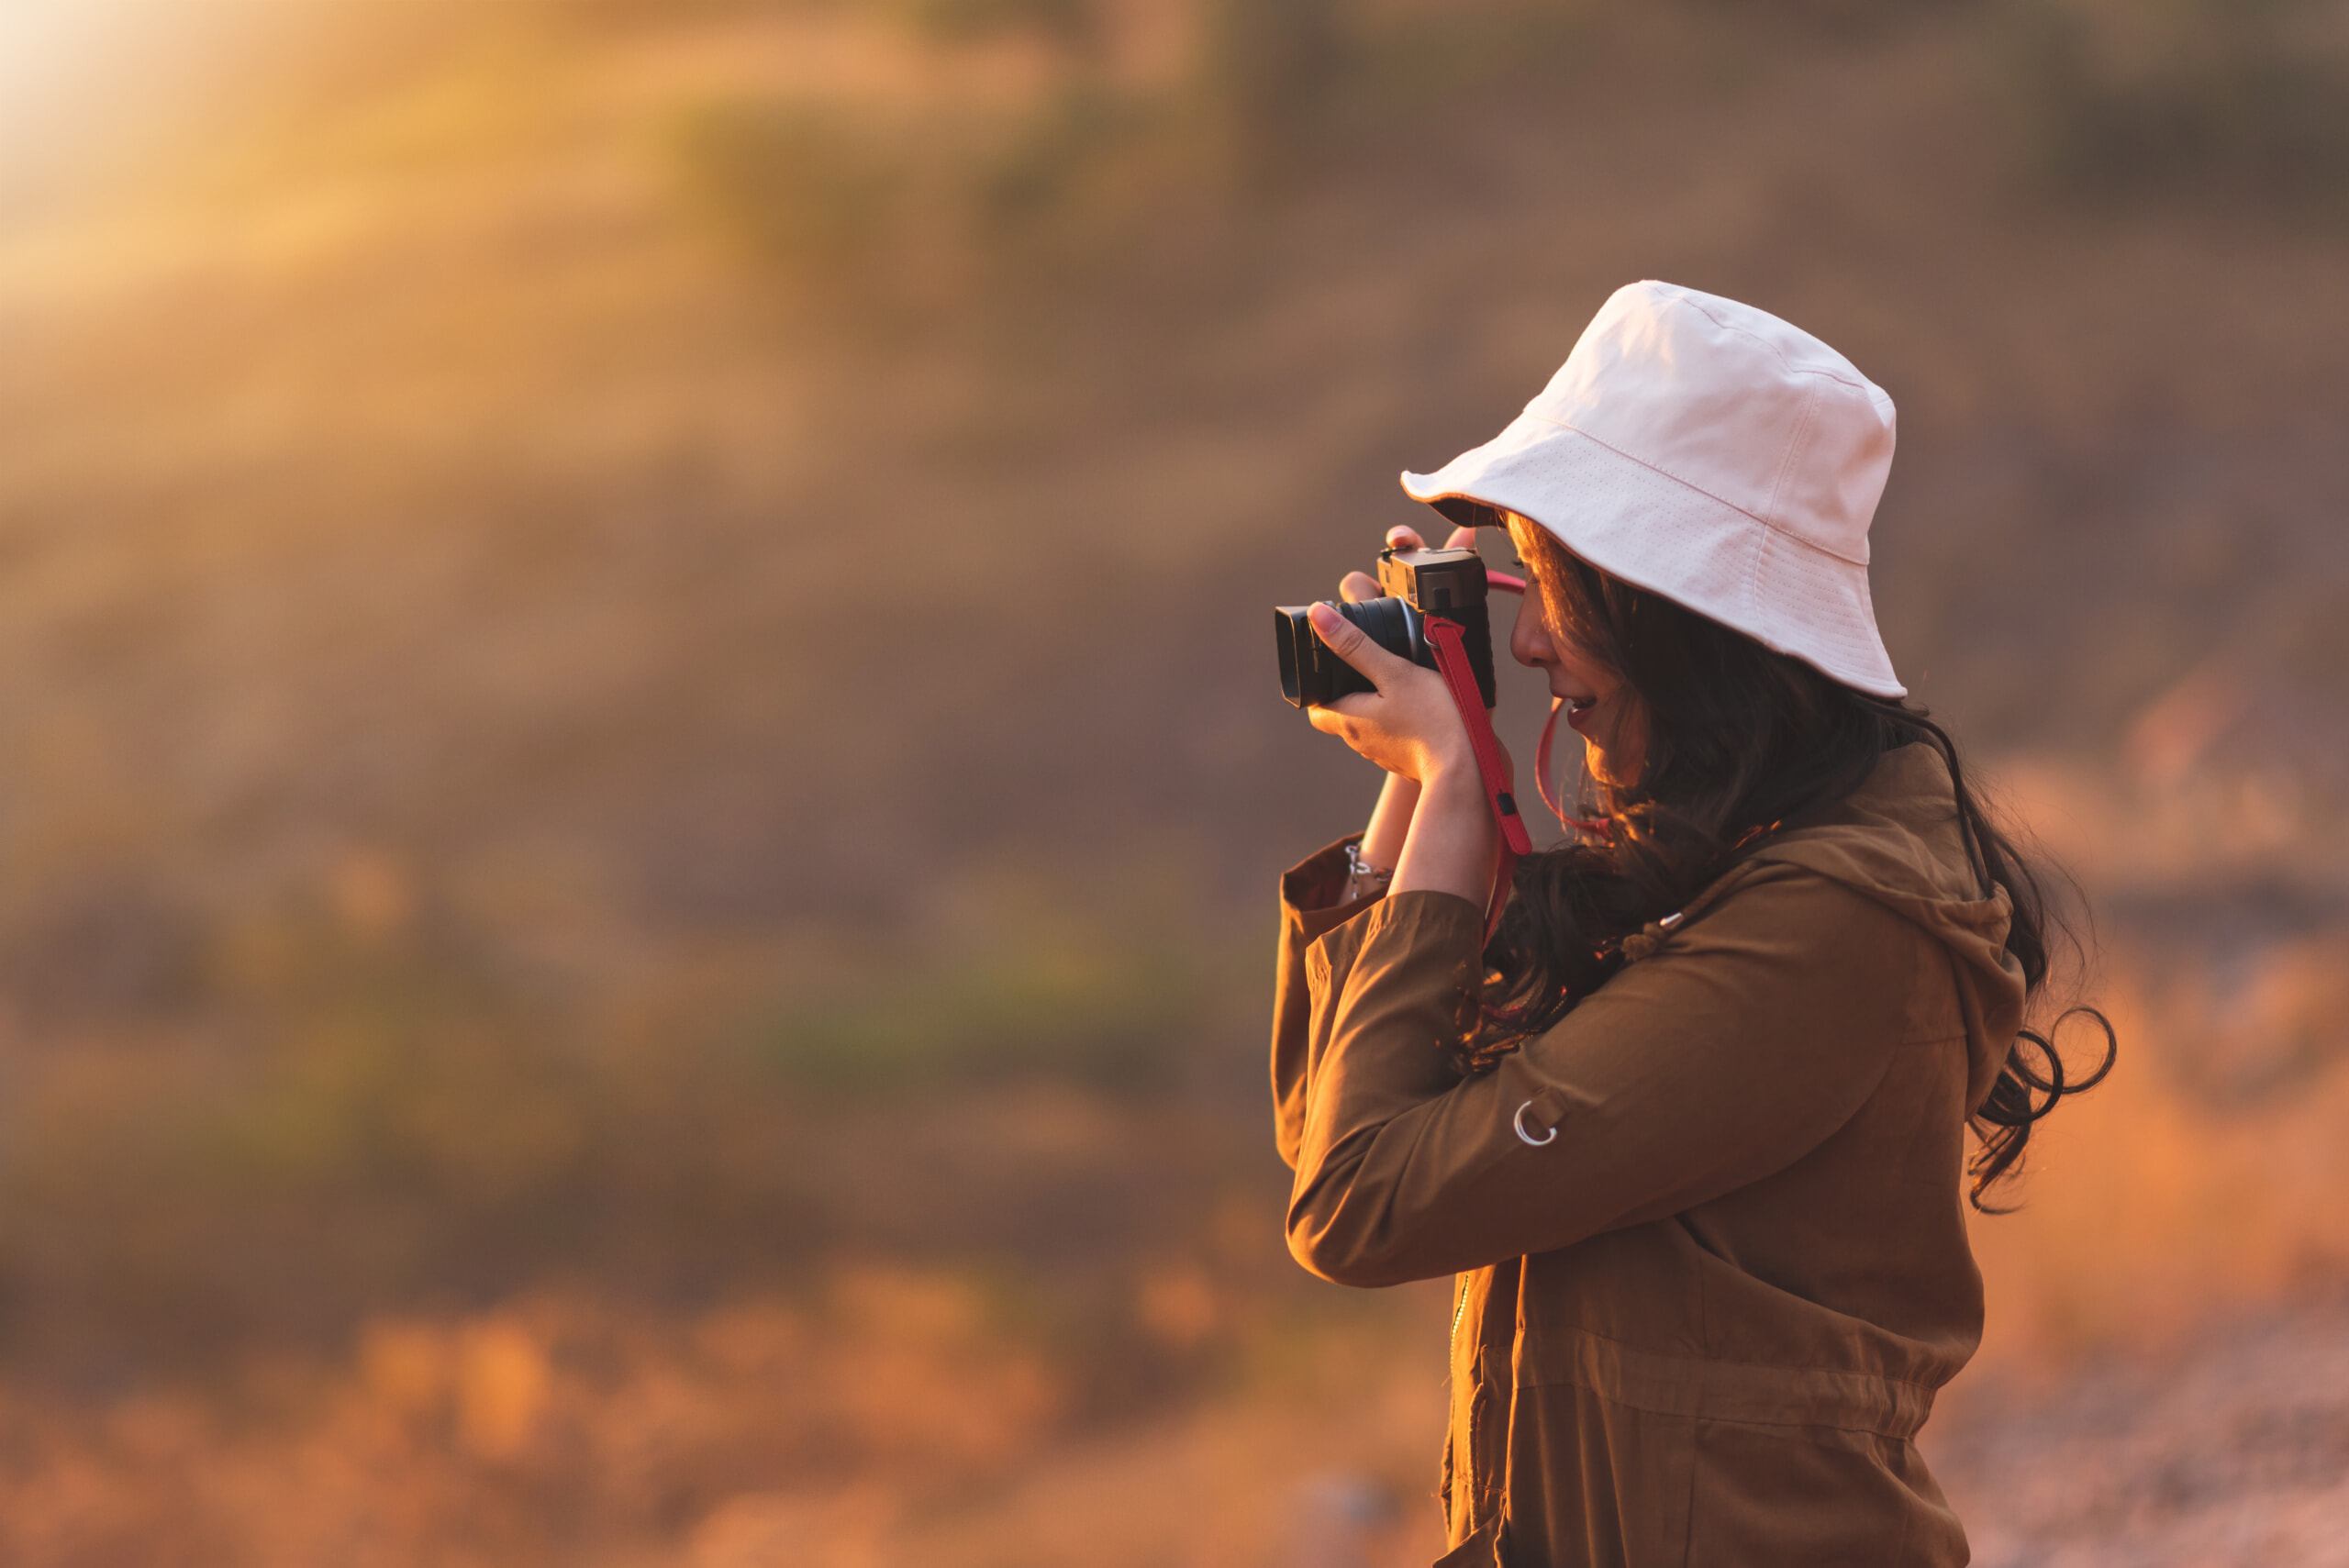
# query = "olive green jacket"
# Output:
<box><xmin>1271</xmin><ymin>745</ymin><xmax>2025</xmax><ymax>1567</ymax></box>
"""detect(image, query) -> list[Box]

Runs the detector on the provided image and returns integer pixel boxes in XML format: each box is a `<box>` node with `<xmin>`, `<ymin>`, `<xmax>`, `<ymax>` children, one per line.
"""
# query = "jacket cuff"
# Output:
<box><xmin>1352</xmin><ymin>887</ymin><xmax>1486</xmax><ymax>973</ymax></box>
<box><xmin>1308</xmin><ymin>885</ymin><xmax>1488</xmax><ymax>1008</ymax></box>
<box><xmin>1281</xmin><ymin>835</ymin><xmax>1384</xmax><ymax>943</ymax></box>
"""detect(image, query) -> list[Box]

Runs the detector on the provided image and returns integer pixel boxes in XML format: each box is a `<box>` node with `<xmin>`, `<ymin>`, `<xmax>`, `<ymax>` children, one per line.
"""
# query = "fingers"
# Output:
<box><xmin>1305</xmin><ymin>697</ymin><xmax>1355</xmax><ymax>740</ymax></box>
<box><xmin>1307</xmin><ymin>601</ymin><xmax>1413</xmax><ymax>692</ymax></box>
<box><xmin>1355</xmin><ymin>522</ymin><xmax>1481</xmax><ymax>608</ymax></box>
<box><xmin>1386</xmin><ymin>522</ymin><xmax>1480</xmax><ymax>553</ymax></box>
<box><xmin>1305</xmin><ymin>687</ymin><xmax>1388</xmax><ymax>741</ymax></box>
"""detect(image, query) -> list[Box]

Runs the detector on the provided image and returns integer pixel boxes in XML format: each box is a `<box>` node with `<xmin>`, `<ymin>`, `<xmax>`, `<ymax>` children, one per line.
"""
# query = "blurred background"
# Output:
<box><xmin>1</xmin><ymin>0</ymin><xmax>2347</xmax><ymax>1562</ymax></box>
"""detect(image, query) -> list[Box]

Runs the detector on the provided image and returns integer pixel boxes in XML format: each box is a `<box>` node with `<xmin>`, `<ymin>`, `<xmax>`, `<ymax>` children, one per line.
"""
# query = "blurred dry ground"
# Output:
<box><xmin>1</xmin><ymin>0</ymin><xmax>2348</xmax><ymax>1562</ymax></box>
<box><xmin>1926</xmin><ymin>1292</ymin><xmax>2349</xmax><ymax>1568</ymax></box>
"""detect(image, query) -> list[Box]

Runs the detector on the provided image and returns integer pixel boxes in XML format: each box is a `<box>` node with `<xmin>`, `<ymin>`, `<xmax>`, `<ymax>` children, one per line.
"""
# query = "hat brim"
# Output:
<box><xmin>1402</xmin><ymin>415</ymin><xmax>1906</xmax><ymax>700</ymax></box>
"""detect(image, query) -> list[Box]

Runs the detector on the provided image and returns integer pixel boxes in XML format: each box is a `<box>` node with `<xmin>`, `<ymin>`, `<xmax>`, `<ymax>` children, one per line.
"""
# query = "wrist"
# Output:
<box><xmin>1390</xmin><ymin>773</ymin><xmax>1501</xmax><ymax>906</ymax></box>
<box><xmin>1417</xmin><ymin>762</ymin><xmax>1489</xmax><ymax>814</ymax></box>
<box><xmin>1341</xmin><ymin>841</ymin><xmax>1395</xmax><ymax>903</ymax></box>
<box><xmin>1358</xmin><ymin>771</ymin><xmax>1421</xmax><ymax>871</ymax></box>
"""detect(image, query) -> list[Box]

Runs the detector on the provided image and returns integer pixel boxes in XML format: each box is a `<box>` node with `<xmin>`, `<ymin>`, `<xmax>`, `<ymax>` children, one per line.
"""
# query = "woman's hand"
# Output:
<box><xmin>1345</xmin><ymin>526</ymin><xmax>1442</xmax><ymax>876</ymax></box>
<box><xmin>1313</xmin><ymin>522</ymin><xmax>1496</xmax><ymax>784</ymax></box>
<box><xmin>1317</xmin><ymin>524</ymin><xmax>1508</xmax><ymax>907</ymax></box>
<box><xmin>1305</xmin><ymin>602</ymin><xmax>1476</xmax><ymax>781</ymax></box>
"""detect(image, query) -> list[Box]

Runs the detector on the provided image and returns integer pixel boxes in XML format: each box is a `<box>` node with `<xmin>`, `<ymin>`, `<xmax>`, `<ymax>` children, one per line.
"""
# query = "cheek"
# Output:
<box><xmin>1508</xmin><ymin>584</ymin><xmax>1553</xmax><ymax>665</ymax></box>
<box><xmin>1547</xmin><ymin>638</ymin><xmax>1621</xmax><ymax>703</ymax></box>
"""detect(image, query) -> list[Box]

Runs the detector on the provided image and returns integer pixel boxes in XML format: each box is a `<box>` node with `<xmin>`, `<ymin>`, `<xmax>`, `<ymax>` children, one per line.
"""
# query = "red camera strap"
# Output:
<box><xmin>1423</xmin><ymin>616</ymin><xmax>1531</xmax><ymax>942</ymax></box>
<box><xmin>1482</xmin><ymin>570</ymin><xmax>1604</xmax><ymax>843</ymax></box>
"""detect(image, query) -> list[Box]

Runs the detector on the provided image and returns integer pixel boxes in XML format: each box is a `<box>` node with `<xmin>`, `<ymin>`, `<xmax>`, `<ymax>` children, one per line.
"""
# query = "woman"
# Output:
<box><xmin>1273</xmin><ymin>282</ymin><xmax>2111</xmax><ymax>1567</ymax></box>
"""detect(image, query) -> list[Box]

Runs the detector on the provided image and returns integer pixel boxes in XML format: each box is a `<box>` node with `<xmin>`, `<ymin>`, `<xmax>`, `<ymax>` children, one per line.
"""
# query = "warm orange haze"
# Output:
<box><xmin>0</xmin><ymin>0</ymin><xmax>2346</xmax><ymax>1562</ymax></box>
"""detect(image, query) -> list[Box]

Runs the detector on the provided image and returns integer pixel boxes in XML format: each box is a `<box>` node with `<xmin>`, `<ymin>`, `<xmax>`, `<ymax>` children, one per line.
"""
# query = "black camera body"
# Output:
<box><xmin>1275</xmin><ymin>546</ymin><xmax>1497</xmax><ymax>709</ymax></box>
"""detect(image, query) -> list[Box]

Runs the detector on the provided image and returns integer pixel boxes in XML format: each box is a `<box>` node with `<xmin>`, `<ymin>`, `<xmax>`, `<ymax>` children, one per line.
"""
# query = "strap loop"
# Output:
<box><xmin>1424</xmin><ymin>615</ymin><xmax>1529</xmax><ymax>942</ymax></box>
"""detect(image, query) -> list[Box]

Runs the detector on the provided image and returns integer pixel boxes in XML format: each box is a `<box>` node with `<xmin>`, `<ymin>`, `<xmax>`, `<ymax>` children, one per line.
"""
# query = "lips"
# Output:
<box><xmin>1562</xmin><ymin>696</ymin><xmax>1596</xmax><ymax>735</ymax></box>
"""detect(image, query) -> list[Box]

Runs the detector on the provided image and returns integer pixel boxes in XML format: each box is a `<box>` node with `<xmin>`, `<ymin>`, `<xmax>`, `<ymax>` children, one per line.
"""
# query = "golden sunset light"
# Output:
<box><xmin>0</xmin><ymin>2</ymin><xmax>2345</xmax><ymax>1563</ymax></box>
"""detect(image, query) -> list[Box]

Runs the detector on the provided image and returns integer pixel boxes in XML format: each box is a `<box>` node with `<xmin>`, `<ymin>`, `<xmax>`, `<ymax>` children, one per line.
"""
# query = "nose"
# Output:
<box><xmin>1509</xmin><ymin>582</ymin><xmax>1553</xmax><ymax>669</ymax></box>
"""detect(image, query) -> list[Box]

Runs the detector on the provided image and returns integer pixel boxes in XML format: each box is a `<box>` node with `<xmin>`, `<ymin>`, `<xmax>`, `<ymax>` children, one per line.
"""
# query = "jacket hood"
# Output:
<box><xmin>1738</xmin><ymin>743</ymin><xmax>2026</xmax><ymax>1115</ymax></box>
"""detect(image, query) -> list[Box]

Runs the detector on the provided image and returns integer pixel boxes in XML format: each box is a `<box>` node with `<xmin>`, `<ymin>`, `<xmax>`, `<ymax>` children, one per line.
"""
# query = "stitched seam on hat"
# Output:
<box><xmin>1513</xmin><ymin>414</ymin><xmax>1871</xmax><ymax>567</ymax></box>
<box><xmin>1663</xmin><ymin>287</ymin><xmax>1880</xmax><ymax>395</ymax></box>
<box><xmin>1752</xmin><ymin>384</ymin><xmax>1820</xmax><ymax>628</ymax></box>
<box><xmin>1761</xmin><ymin>376</ymin><xmax>1822</xmax><ymax>530</ymax></box>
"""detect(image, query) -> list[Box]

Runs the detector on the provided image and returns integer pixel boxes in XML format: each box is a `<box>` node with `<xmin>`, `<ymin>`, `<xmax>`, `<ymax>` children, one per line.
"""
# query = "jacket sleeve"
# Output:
<box><xmin>1271</xmin><ymin>836</ymin><xmax>1423</xmax><ymax>1171</ymax></box>
<box><xmin>1284</xmin><ymin>865</ymin><xmax>1928</xmax><ymax>1287</ymax></box>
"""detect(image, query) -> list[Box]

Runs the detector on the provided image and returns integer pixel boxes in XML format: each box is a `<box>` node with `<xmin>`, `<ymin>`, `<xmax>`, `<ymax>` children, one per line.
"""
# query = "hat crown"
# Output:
<box><xmin>1398</xmin><ymin>280</ymin><xmax>1907</xmax><ymax>697</ymax></box>
<box><xmin>1525</xmin><ymin>283</ymin><xmax>1895</xmax><ymax>565</ymax></box>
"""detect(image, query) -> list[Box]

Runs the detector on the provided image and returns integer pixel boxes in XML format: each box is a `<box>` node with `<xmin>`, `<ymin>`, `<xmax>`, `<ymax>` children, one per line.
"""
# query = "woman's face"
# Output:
<box><xmin>1504</xmin><ymin>516</ymin><xmax>1649</xmax><ymax>792</ymax></box>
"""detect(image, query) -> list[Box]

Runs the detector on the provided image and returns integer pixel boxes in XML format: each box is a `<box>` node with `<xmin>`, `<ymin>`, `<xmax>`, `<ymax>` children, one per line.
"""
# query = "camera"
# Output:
<box><xmin>1275</xmin><ymin>546</ymin><xmax>1497</xmax><ymax>709</ymax></box>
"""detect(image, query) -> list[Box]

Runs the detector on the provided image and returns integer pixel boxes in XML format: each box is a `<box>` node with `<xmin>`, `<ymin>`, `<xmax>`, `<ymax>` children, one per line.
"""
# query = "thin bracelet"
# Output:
<box><xmin>1343</xmin><ymin>841</ymin><xmax>1394</xmax><ymax>900</ymax></box>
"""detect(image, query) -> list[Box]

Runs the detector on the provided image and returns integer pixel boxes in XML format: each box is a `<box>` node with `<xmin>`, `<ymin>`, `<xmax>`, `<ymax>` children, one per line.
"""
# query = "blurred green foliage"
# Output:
<box><xmin>662</xmin><ymin>0</ymin><xmax>2349</xmax><ymax>314</ymax></box>
<box><xmin>674</xmin><ymin>103</ymin><xmax>908</xmax><ymax>276</ymax></box>
<box><xmin>663</xmin><ymin>0</ymin><xmax>1593</xmax><ymax>300</ymax></box>
<box><xmin>897</xmin><ymin>0</ymin><xmax>1097</xmax><ymax>48</ymax></box>
<box><xmin>1201</xmin><ymin>0</ymin><xmax>1348</xmax><ymax>153</ymax></box>
<box><xmin>2002</xmin><ymin>0</ymin><xmax>2349</xmax><ymax>209</ymax></box>
<box><xmin>0</xmin><ymin>888</ymin><xmax>1255</xmax><ymax>1379</ymax></box>
<box><xmin>766</xmin><ymin>944</ymin><xmax>1204</xmax><ymax>1093</ymax></box>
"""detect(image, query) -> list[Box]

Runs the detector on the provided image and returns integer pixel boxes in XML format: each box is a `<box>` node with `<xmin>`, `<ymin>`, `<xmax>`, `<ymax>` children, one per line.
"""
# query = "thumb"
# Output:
<box><xmin>1308</xmin><ymin>602</ymin><xmax>1412</xmax><ymax>693</ymax></box>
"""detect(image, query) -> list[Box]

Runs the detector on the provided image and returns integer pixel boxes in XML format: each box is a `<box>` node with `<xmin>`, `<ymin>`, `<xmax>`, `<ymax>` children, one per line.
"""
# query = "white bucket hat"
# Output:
<box><xmin>1402</xmin><ymin>280</ymin><xmax>1905</xmax><ymax>698</ymax></box>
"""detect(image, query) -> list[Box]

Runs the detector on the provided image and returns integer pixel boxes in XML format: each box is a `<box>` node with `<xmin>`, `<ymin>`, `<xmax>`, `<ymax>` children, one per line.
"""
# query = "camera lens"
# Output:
<box><xmin>1275</xmin><ymin>606</ymin><xmax>1313</xmax><ymax>705</ymax></box>
<box><xmin>1273</xmin><ymin>598</ymin><xmax>1421</xmax><ymax>707</ymax></box>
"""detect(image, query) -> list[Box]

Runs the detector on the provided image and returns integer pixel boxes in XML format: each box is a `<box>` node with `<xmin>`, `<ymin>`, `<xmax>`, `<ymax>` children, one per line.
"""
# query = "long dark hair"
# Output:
<box><xmin>1471</xmin><ymin>517</ymin><xmax>2114</xmax><ymax>1211</ymax></box>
